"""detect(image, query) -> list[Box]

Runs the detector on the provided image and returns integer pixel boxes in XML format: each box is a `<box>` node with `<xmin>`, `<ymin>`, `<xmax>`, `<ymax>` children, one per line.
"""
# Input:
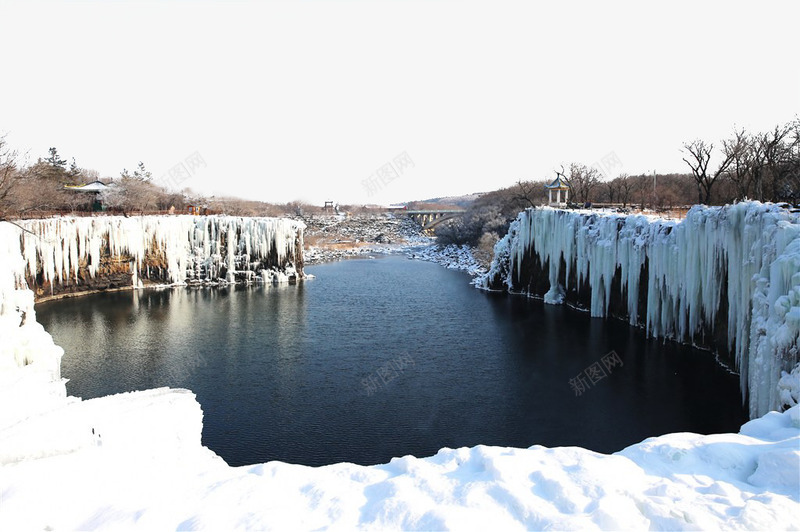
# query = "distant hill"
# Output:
<box><xmin>398</xmin><ymin>192</ymin><xmax>486</xmax><ymax>208</ymax></box>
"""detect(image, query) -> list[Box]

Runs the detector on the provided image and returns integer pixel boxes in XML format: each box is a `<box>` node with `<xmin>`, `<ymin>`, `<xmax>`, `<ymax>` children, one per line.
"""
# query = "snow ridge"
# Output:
<box><xmin>479</xmin><ymin>203</ymin><xmax>800</xmax><ymax>418</ymax></box>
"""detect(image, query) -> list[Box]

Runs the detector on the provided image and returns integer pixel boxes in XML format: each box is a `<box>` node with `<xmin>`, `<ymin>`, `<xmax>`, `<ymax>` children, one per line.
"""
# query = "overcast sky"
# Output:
<box><xmin>1</xmin><ymin>0</ymin><xmax>798</xmax><ymax>206</ymax></box>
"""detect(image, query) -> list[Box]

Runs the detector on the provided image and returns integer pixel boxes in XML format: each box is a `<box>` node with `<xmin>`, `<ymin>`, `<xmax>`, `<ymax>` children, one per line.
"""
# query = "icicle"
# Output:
<box><xmin>10</xmin><ymin>215</ymin><xmax>305</xmax><ymax>292</ymax></box>
<box><xmin>482</xmin><ymin>202</ymin><xmax>800</xmax><ymax>418</ymax></box>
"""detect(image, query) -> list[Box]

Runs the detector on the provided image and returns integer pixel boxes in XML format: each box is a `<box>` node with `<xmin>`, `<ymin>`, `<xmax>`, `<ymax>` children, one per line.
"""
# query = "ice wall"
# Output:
<box><xmin>0</xmin><ymin>222</ymin><xmax>66</xmax><ymax>431</ymax></box>
<box><xmin>12</xmin><ymin>215</ymin><xmax>305</xmax><ymax>293</ymax></box>
<box><xmin>480</xmin><ymin>202</ymin><xmax>800</xmax><ymax>418</ymax></box>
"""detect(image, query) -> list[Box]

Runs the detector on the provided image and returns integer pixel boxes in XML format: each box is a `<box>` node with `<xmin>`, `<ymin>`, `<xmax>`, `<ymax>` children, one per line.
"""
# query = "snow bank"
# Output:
<box><xmin>14</xmin><ymin>215</ymin><xmax>305</xmax><ymax>291</ymax></box>
<box><xmin>0</xmin><ymin>387</ymin><xmax>210</xmax><ymax>465</ymax></box>
<box><xmin>0</xmin><ymin>222</ymin><xmax>66</xmax><ymax>431</ymax></box>
<box><xmin>480</xmin><ymin>203</ymin><xmax>800</xmax><ymax>419</ymax></box>
<box><xmin>0</xmin><ymin>386</ymin><xmax>797</xmax><ymax>530</ymax></box>
<box><xmin>407</xmin><ymin>244</ymin><xmax>487</xmax><ymax>276</ymax></box>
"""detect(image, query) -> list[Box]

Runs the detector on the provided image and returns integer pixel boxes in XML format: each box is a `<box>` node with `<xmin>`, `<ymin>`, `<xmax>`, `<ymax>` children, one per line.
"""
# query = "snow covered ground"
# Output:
<box><xmin>1</xmin><ymin>214</ymin><xmax>799</xmax><ymax>530</ymax></box>
<box><xmin>1</xmin><ymin>387</ymin><xmax>797</xmax><ymax>530</ymax></box>
<box><xmin>302</xmin><ymin>213</ymin><xmax>431</xmax><ymax>265</ymax></box>
<box><xmin>405</xmin><ymin>244</ymin><xmax>487</xmax><ymax>277</ymax></box>
<box><xmin>300</xmin><ymin>213</ymin><xmax>488</xmax><ymax>278</ymax></box>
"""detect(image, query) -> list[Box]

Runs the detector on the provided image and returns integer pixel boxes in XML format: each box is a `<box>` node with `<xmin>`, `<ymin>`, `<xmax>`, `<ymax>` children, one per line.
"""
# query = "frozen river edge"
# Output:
<box><xmin>1</xmin><ymin>387</ymin><xmax>797</xmax><ymax>530</ymax></box>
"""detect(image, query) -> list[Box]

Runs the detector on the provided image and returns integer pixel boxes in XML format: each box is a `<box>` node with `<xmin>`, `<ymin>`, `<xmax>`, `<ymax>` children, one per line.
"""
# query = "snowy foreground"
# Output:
<box><xmin>0</xmin><ymin>388</ymin><xmax>798</xmax><ymax>530</ymax></box>
<box><xmin>1</xmin><ymin>214</ymin><xmax>799</xmax><ymax>530</ymax></box>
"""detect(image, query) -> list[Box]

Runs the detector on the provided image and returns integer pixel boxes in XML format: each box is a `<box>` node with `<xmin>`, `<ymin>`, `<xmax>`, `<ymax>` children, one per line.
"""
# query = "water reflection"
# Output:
<box><xmin>37</xmin><ymin>256</ymin><xmax>748</xmax><ymax>467</ymax></box>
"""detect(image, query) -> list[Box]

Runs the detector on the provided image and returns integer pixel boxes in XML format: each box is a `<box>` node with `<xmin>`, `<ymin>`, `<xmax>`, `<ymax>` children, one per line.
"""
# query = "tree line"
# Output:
<box><xmin>509</xmin><ymin>118</ymin><xmax>799</xmax><ymax>210</ymax></box>
<box><xmin>682</xmin><ymin>120</ymin><xmax>799</xmax><ymax>205</ymax></box>
<box><xmin>0</xmin><ymin>142</ymin><xmax>187</xmax><ymax>217</ymax></box>
<box><xmin>436</xmin><ymin>118</ymin><xmax>799</xmax><ymax>251</ymax></box>
<box><xmin>0</xmin><ymin>141</ymin><xmax>319</xmax><ymax>219</ymax></box>
<box><xmin>1</xmin><ymin>117</ymin><xmax>797</xmax><ymax>224</ymax></box>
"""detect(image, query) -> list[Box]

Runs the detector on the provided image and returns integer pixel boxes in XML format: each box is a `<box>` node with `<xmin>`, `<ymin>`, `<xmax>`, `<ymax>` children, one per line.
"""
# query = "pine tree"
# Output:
<box><xmin>132</xmin><ymin>161</ymin><xmax>152</xmax><ymax>181</ymax></box>
<box><xmin>45</xmin><ymin>147</ymin><xmax>67</xmax><ymax>168</ymax></box>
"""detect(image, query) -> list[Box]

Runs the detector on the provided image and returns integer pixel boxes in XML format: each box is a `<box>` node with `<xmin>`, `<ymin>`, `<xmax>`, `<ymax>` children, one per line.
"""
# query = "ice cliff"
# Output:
<box><xmin>479</xmin><ymin>202</ymin><xmax>800</xmax><ymax>419</ymax></box>
<box><xmin>10</xmin><ymin>215</ymin><xmax>305</xmax><ymax>298</ymax></box>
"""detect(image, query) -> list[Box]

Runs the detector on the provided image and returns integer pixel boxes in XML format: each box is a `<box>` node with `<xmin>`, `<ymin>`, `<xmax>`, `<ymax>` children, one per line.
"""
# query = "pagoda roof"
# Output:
<box><xmin>545</xmin><ymin>176</ymin><xmax>570</xmax><ymax>189</ymax></box>
<box><xmin>64</xmin><ymin>180</ymin><xmax>109</xmax><ymax>192</ymax></box>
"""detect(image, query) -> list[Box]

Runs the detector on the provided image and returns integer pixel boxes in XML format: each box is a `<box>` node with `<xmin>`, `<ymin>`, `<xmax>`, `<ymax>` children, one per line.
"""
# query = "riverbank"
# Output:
<box><xmin>300</xmin><ymin>212</ymin><xmax>490</xmax><ymax>276</ymax></box>
<box><xmin>301</xmin><ymin>212</ymin><xmax>430</xmax><ymax>264</ymax></box>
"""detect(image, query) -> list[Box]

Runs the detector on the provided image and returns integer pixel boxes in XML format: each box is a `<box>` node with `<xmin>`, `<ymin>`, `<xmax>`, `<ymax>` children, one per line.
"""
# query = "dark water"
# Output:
<box><xmin>36</xmin><ymin>255</ymin><xmax>748</xmax><ymax>467</ymax></box>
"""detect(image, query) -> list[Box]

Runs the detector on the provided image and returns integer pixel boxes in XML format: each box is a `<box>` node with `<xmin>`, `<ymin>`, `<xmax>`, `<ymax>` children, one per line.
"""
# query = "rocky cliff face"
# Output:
<box><xmin>11</xmin><ymin>215</ymin><xmax>306</xmax><ymax>301</ymax></box>
<box><xmin>478</xmin><ymin>203</ymin><xmax>800</xmax><ymax>418</ymax></box>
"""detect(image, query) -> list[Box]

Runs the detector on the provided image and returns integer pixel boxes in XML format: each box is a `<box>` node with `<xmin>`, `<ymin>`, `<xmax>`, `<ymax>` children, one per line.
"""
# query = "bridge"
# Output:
<box><xmin>404</xmin><ymin>209</ymin><xmax>466</xmax><ymax>232</ymax></box>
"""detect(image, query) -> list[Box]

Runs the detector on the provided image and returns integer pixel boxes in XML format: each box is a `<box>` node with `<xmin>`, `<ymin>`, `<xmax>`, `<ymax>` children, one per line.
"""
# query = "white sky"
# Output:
<box><xmin>1</xmin><ymin>0</ymin><xmax>798</xmax><ymax>206</ymax></box>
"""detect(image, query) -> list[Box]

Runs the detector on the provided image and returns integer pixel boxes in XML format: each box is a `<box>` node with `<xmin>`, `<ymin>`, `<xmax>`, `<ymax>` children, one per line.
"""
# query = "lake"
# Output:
<box><xmin>36</xmin><ymin>255</ymin><xmax>748</xmax><ymax>467</ymax></box>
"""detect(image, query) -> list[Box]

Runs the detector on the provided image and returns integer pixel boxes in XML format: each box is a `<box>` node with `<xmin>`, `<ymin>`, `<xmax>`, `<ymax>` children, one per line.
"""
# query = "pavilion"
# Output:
<box><xmin>545</xmin><ymin>176</ymin><xmax>570</xmax><ymax>206</ymax></box>
<box><xmin>64</xmin><ymin>180</ymin><xmax>110</xmax><ymax>211</ymax></box>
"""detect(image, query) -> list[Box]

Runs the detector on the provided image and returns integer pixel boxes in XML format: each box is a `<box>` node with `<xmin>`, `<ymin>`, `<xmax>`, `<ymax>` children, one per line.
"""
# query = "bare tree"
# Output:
<box><xmin>787</xmin><ymin>118</ymin><xmax>800</xmax><ymax>202</ymax></box>
<box><xmin>512</xmin><ymin>179</ymin><xmax>541</xmax><ymax>208</ymax></box>
<box><xmin>759</xmin><ymin>122</ymin><xmax>797</xmax><ymax>201</ymax></box>
<box><xmin>567</xmin><ymin>163</ymin><xmax>601</xmax><ymax>204</ymax></box>
<box><xmin>100</xmin><ymin>177</ymin><xmax>162</xmax><ymax>213</ymax></box>
<box><xmin>604</xmin><ymin>179</ymin><xmax>619</xmax><ymax>204</ymax></box>
<box><xmin>681</xmin><ymin>139</ymin><xmax>735</xmax><ymax>204</ymax></box>
<box><xmin>615</xmin><ymin>173</ymin><xmax>638</xmax><ymax>207</ymax></box>
<box><xmin>0</xmin><ymin>134</ymin><xmax>19</xmax><ymax>215</ymax></box>
<box><xmin>723</xmin><ymin>128</ymin><xmax>754</xmax><ymax>200</ymax></box>
<box><xmin>11</xmin><ymin>166</ymin><xmax>75</xmax><ymax>214</ymax></box>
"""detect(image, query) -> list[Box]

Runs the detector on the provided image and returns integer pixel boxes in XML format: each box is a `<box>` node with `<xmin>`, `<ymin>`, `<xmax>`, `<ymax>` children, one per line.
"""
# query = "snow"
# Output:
<box><xmin>480</xmin><ymin>203</ymin><xmax>800</xmax><ymax>419</ymax></box>
<box><xmin>0</xmin><ymin>385</ymin><xmax>797</xmax><ymax>529</ymax></box>
<box><xmin>406</xmin><ymin>244</ymin><xmax>487</xmax><ymax>276</ymax></box>
<box><xmin>1</xmin><ymin>215</ymin><xmax>799</xmax><ymax>530</ymax></box>
<box><xmin>779</xmin><ymin>364</ymin><xmax>800</xmax><ymax>410</ymax></box>
<box><xmin>0</xmin><ymin>222</ymin><xmax>66</xmax><ymax>432</ymax></box>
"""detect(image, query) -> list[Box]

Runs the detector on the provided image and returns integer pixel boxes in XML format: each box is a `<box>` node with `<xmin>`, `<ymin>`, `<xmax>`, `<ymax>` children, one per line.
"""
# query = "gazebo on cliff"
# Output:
<box><xmin>545</xmin><ymin>176</ymin><xmax>570</xmax><ymax>206</ymax></box>
<box><xmin>64</xmin><ymin>180</ymin><xmax>109</xmax><ymax>211</ymax></box>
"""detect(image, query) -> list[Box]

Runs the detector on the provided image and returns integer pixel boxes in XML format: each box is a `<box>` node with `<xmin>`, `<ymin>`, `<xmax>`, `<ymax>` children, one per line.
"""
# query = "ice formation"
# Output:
<box><xmin>0</xmin><ymin>222</ymin><xmax>67</xmax><ymax>431</ymax></box>
<box><xmin>13</xmin><ymin>215</ymin><xmax>305</xmax><ymax>292</ymax></box>
<box><xmin>480</xmin><ymin>202</ymin><xmax>800</xmax><ymax>419</ymax></box>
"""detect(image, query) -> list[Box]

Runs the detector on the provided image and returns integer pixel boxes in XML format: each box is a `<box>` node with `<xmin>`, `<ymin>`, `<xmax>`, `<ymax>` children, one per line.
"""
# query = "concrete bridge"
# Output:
<box><xmin>404</xmin><ymin>209</ymin><xmax>466</xmax><ymax>232</ymax></box>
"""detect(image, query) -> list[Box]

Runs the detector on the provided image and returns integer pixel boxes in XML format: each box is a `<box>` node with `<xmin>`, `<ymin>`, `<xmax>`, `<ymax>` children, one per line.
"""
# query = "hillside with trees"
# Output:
<box><xmin>1</xmin><ymin>117</ymin><xmax>797</xmax><ymax>232</ymax></box>
<box><xmin>0</xmin><ymin>140</ymin><xmax>318</xmax><ymax>219</ymax></box>
<box><xmin>435</xmin><ymin>118</ymin><xmax>799</xmax><ymax>255</ymax></box>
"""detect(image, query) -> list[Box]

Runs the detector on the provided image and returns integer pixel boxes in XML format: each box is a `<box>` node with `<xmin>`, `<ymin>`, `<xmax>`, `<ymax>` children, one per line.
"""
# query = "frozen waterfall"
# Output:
<box><xmin>480</xmin><ymin>202</ymin><xmax>800</xmax><ymax>418</ymax></box>
<box><xmin>9</xmin><ymin>215</ymin><xmax>305</xmax><ymax>294</ymax></box>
